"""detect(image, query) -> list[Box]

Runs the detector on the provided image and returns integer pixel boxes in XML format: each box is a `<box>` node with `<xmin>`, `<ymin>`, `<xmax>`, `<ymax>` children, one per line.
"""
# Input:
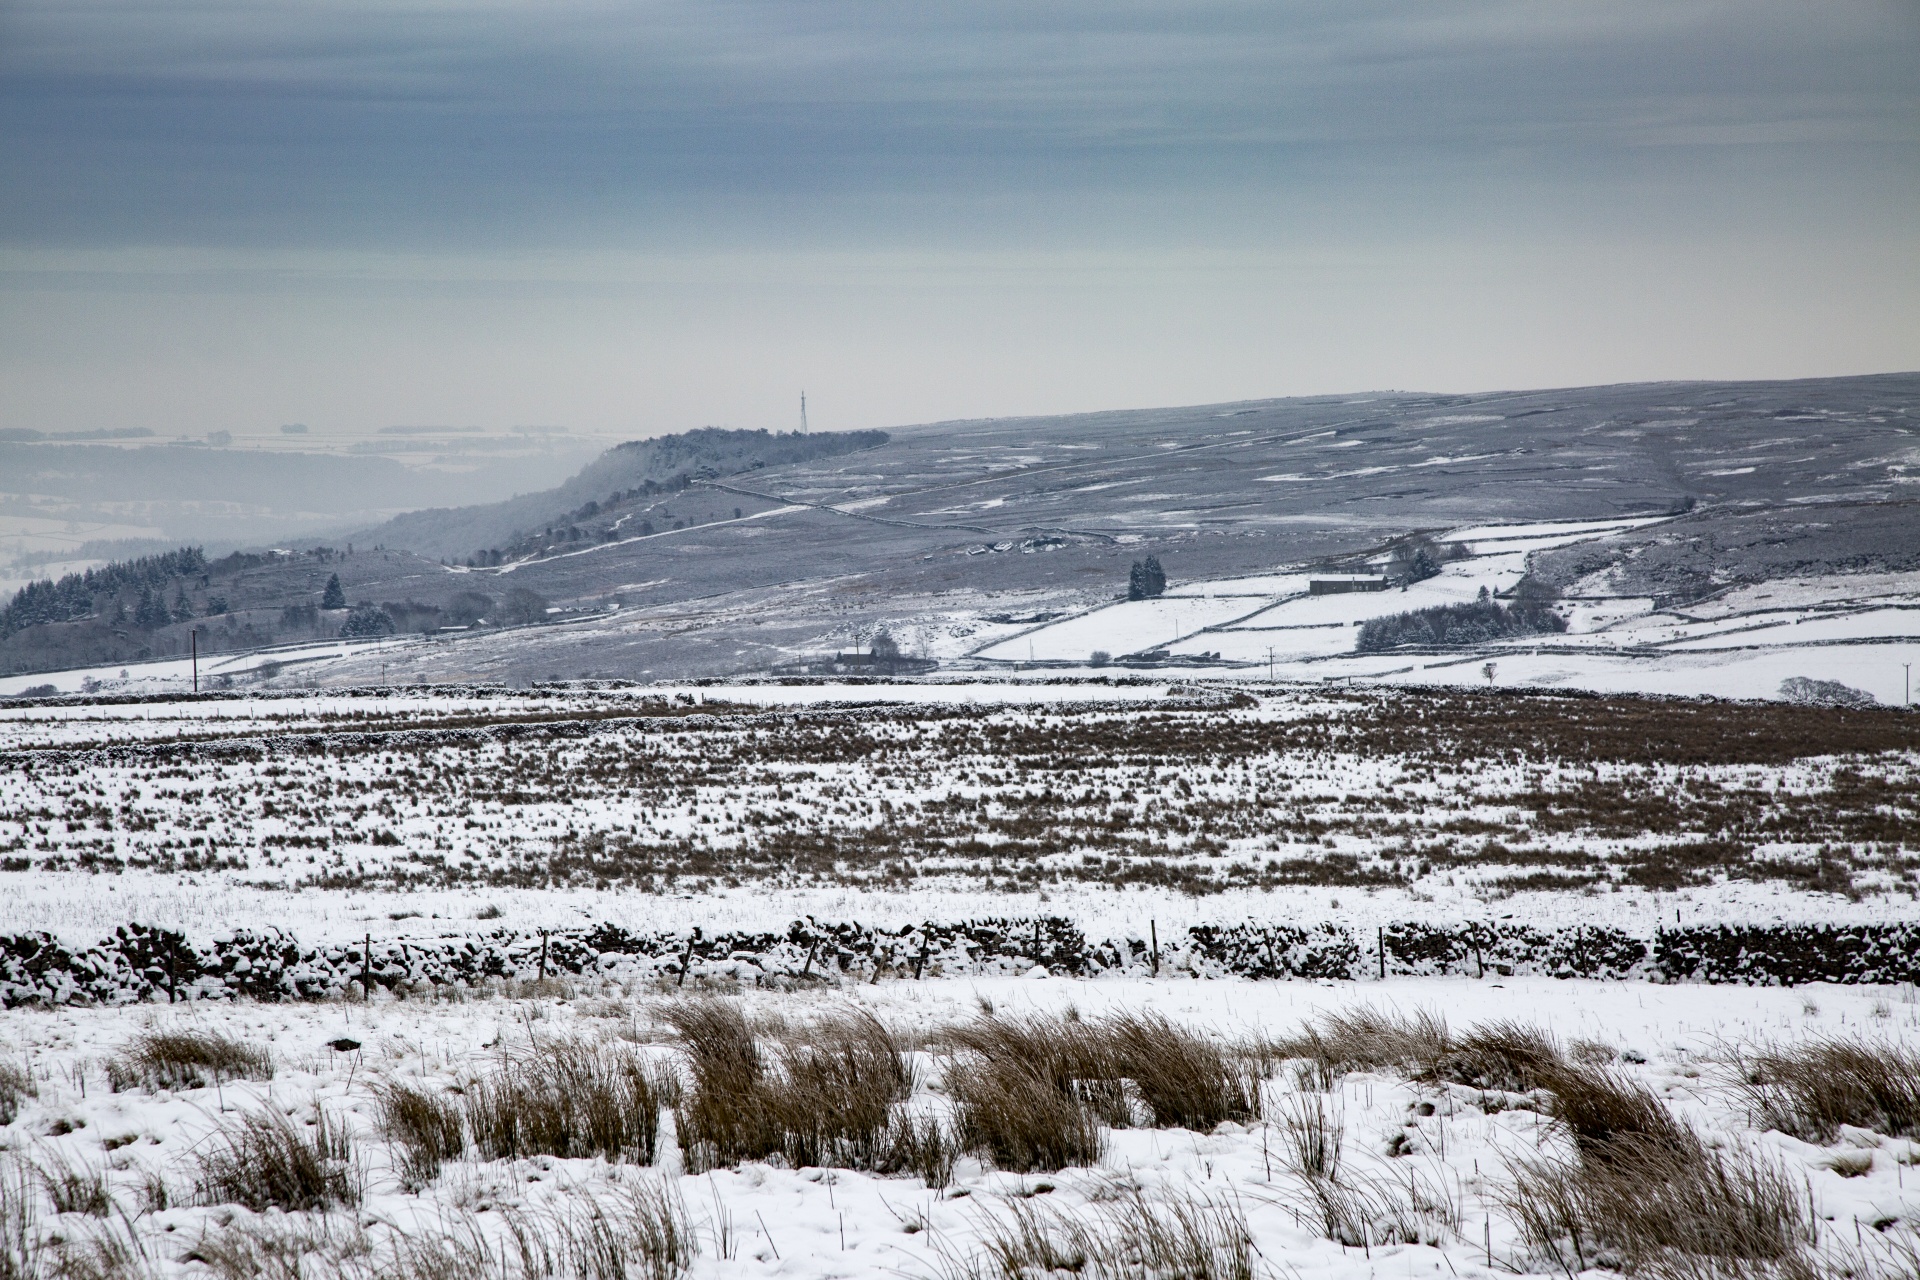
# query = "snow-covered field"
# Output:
<box><xmin>966</xmin><ymin>516</ymin><xmax>1920</xmax><ymax>706</ymax></box>
<box><xmin>1</xmin><ymin>975</ymin><xmax>1914</xmax><ymax>1279</ymax></box>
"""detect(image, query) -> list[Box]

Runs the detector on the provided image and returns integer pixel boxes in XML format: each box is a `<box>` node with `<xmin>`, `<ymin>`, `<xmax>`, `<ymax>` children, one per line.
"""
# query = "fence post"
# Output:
<box><xmin>1150</xmin><ymin>920</ymin><xmax>1160</xmax><ymax>976</ymax></box>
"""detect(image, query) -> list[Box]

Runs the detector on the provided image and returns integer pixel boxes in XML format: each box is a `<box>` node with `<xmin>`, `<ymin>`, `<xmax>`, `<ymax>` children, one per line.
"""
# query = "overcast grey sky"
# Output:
<box><xmin>1</xmin><ymin>0</ymin><xmax>1914</xmax><ymax>437</ymax></box>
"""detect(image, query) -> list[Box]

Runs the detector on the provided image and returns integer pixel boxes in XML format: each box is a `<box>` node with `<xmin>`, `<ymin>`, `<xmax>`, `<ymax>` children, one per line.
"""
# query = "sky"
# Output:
<box><xmin>0</xmin><ymin>0</ymin><xmax>1915</xmax><ymax>438</ymax></box>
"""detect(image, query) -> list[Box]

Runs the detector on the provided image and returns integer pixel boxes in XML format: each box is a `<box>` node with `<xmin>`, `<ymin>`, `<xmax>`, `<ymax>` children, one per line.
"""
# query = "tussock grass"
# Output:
<box><xmin>1277</xmin><ymin>1093</ymin><xmax>1342</xmax><ymax>1181</ymax></box>
<box><xmin>764</xmin><ymin>1007</ymin><xmax>911</xmax><ymax>1169</ymax></box>
<box><xmin>946</xmin><ymin>1012</ymin><xmax>1129</xmax><ymax>1126</ymax></box>
<box><xmin>192</xmin><ymin>1107</ymin><xmax>359</xmax><ymax>1212</ymax></box>
<box><xmin>105</xmin><ymin>1029</ymin><xmax>272</xmax><ymax>1093</ymax></box>
<box><xmin>464</xmin><ymin>1038</ymin><xmax>667</xmax><ymax>1165</ymax></box>
<box><xmin>0</xmin><ymin>1157</ymin><xmax>42</xmax><ymax>1280</ymax></box>
<box><xmin>186</xmin><ymin>1213</ymin><xmax>366</xmax><ymax>1280</ymax></box>
<box><xmin>35</xmin><ymin>1153</ymin><xmax>111</xmax><ymax>1217</ymax></box>
<box><xmin>1732</xmin><ymin>1035</ymin><xmax>1920</xmax><ymax>1142</ymax></box>
<box><xmin>0</xmin><ymin>1062</ymin><xmax>33</xmax><ymax>1126</ymax></box>
<box><xmin>1277</xmin><ymin>1093</ymin><xmax>1457</xmax><ymax>1248</ymax></box>
<box><xmin>946</xmin><ymin>1187</ymin><xmax>1254</xmax><ymax>1280</ymax></box>
<box><xmin>662</xmin><ymin>999</ymin><xmax>771</xmax><ymax>1170</ymax></box>
<box><xmin>948</xmin><ymin>1053</ymin><xmax>1106</xmax><ymax>1173</ymax></box>
<box><xmin>1436</xmin><ymin>1021</ymin><xmax>1563</xmax><ymax>1092</ymax></box>
<box><xmin>375</xmin><ymin>1080</ymin><xmax>467</xmax><ymax>1190</ymax></box>
<box><xmin>1541</xmin><ymin>1065</ymin><xmax>1693</xmax><ymax>1163</ymax></box>
<box><xmin>876</xmin><ymin>1112</ymin><xmax>957</xmax><ymax>1190</ymax></box>
<box><xmin>1505</xmin><ymin>1136</ymin><xmax>1817</xmax><ymax>1279</ymax></box>
<box><xmin>1104</xmin><ymin>1013</ymin><xmax>1261</xmax><ymax>1130</ymax></box>
<box><xmin>668</xmin><ymin>1001</ymin><xmax>921</xmax><ymax>1176</ymax></box>
<box><xmin>1276</xmin><ymin>1008</ymin><xmax>1451</xmax><ymax>1088</ymax></box>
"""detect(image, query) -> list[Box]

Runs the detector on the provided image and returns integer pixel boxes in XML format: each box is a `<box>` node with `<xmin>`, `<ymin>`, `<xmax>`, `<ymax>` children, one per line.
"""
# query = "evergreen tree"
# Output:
<box><xmin>172</xmin><ymin>588</ymin><xmax>194</xmax><ymax>622</ymax></box>
<box><xmin>321</xmin><ymin>573</ymin><xmax>346</xmax><ymax>609</ymax></box>
<box><xmin>134</xmin><ymin>589</ymin><xmax>170</xmax><ymax>629</ymax></box>
<box><xmin>1128</xmin><ymin>561</ymin><xmax>1148</xmax><ymax>601</ymax></box>
<box><xmin>1143</xmin><ymin>556</ymin><xmax>1166</xmax><ymax>597</ymax></box>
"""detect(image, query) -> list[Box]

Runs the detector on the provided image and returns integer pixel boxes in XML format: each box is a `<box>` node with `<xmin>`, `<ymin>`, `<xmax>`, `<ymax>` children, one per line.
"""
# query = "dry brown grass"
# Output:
<box><xmin>942</xmin><ymin>1186</ymin><xmax>1254</xmax><ymax>1280</ymax></box>
<box><xmin>105</xmin><ymin>1029</ymin><xmax>272</xmax><ymax>1092</ymax></box>
<box><xmin>667</xmin><ymin>1001</ymin><xmax>922</xmax><ymax>1177</ymax></box>
<box><xmin>192</xmin><ymin>1106</ymin><xmax>359</xmax><ymax>1212</ymax></box>
<box><xmin>947</xmin><ymin>1052</ymin><xmax>1107</xmax><ymax>1173</ymax></box>
<box><xmin>1505</xmin><ymin>1136</ymin><xmax>1818</xmax><ymax>1280</ymax></box>
<box><xmin>463</xmin><ymin>1038</ymin><xmax>668</xmax><ymax>1164</ymax></box>
<box><xmin>1103</xmin><ymin>1012</ymin><xmax>1261</xmax><ymax>1130</ymax></box>
<box><xmin>1540</xmin><ymin>1065</ymin><xmax>1694</xmax><ymax>1163</ymax></box>
<box><xmin>1275</xmin><ymin>1008</ymin><xmax>1452</xmax><ymax>1088</ymax></box>
<box><xmin>0</xmin><ymin>1062</ymin><xmax>33</xmax><ymax>1127</ymax></box>
<box><xmin>1732</xmin><ymin>1035</ymin><xmax>1920</xmax><ymax>1143</ymax></box>
<box><xmin>374</xmin><ymin>1080</ymin><xmax>467</xmax><ymax>1190</ymax></box>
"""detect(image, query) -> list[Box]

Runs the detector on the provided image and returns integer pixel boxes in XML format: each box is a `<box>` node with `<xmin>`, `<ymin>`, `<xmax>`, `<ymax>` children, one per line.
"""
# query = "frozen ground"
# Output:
<box><xmin>0</xmin><ymin>976</ymin><xmax>1915</xmax><ymax>1279</ymax></box>
<box><xmin>0</xmin><ymin>681</ymin><xmax>1913</xmax><ymax>950</ymax></box>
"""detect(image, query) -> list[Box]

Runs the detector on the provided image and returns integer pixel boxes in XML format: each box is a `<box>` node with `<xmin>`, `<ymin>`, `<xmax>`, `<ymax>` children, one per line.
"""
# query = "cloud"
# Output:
<box><xmin>2</xmin><ymin>0</ymin><xmax>1912</xmax><ymax>250</ymax></box>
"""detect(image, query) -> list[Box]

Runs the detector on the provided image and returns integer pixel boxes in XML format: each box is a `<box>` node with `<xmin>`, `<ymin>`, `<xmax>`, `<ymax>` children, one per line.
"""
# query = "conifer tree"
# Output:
<box><xmin>321</xmin><ymin>573</ymin><xmax>346</xmax><ymax>609</ymax></box>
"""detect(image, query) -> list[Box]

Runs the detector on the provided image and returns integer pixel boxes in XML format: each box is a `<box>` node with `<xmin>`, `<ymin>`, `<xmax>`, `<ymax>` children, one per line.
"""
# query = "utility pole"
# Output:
<box><xmin>191</xmin><ymin>630</ymin><xmax>198</xmax><ymax>693</ymax></box>
<box><xmin>1267</xmin><ymin>646</ymin><xmax>1275</xmax><ymax>682</ymax></box>
<box><xmin>799</xmin><ymin>392</ymin><xmax>809</xmax><ymax>435</ymax></box>
<box><xmin>1905</xmin><ymin>662</ymin><xmax>1912</xmax><ymax>706</ymax></box>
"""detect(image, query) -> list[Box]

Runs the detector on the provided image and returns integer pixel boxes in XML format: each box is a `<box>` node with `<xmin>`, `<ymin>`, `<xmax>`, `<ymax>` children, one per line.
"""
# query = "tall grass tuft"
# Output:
<box><xmin>1277</xmin><ymin>1092</ymin><xmax>1457</xmax><ymax>1248</ymax></box>
<box><xmin>106</xmin><ymin>1029</ymin><xmax>272</xmax><ymax>1092</ymax></box>
<box><xmin>764</xmin><ymin>1008</ymin><xmax>912</xmax><ymax>1169</ymax></box>
<box><xmin>668</xmin><ymin>1001</ymin><xmax>920</xmax><ymax>1176</ymax></box>
<box><xmin>0</xmin><ymin>1157</ymin><xmax>42</xmax><ymax>1280</ymax></box>
<box><xmin>464</xmin><ymin>1038</ymin><xmax>668</xmax><ymax>1165</ymax></box>
<box><xmin>1732</xmin><ymin>1035</ymin><xmax>1920</xmax><ymax>1142</ymax></box>
<box><xmin>0</xmin><ymin>1061</ymin><xmax>34</xmax><ymax>1126</ymax></box>
<box><xmin>1103</xmin><ymin>1012</ymin><xmax>1261</xmax><ymax>1130</ymax></box>
<box><xmin>1505</xmin><ymin>1136</ymin><xmax>1817</xmax><ymax>1279</ymax></box>
<box><xmin>1435</xmin><ymin>1021</ymin><xmax>1563</xmax><ymax>1092</ymax></box>
<box><xmin>192</xmin><ymin>1106</ymin><xmax>359</xmax><ymax>1212</ymax></box>
<box><xmin>944</xmin><ymin>1187</ymin><xmax>1254</xmax><ymax>1280</ymax></box>
<box><xmin>662</xmin><ymin>1000</ymin><xmax>774</xmax><ymax>1170</ymax></box>
<box><xmin>1276</xmin><ymin>1008</ymin><xmax>1451</xmax><ymax>1088</ymax></box>
<box><xmin>947</xmin><ymin>1054</ymin><xmax>1106</xmax><ymax>1173</ymax></box>
<box><xmin>375</xmin><ymin>1079</ymin><xmax>467</xmax><ymax>1190</ymax></box>
<box><xmin>1540</xmin><ymin>1065</ymin><xmax>1694</xmax><ymax>1163</ymax></box>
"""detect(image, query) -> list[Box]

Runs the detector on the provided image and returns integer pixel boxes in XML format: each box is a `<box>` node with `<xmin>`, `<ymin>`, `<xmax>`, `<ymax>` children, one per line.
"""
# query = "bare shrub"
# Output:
<box><xmin>375</xmin><ymin>1080</ymin><xmax>467</xmax><ymax>1190</ymax></box>
<box><xmin>106</xmin><ymin>1029</ymin><xmax>272</xmax><ymax>1092</ymax></box>
<box><xmin>1103</xmin><ymin>1013</ymin><xmax>1261</xmax><ymax>1130</ymax></box>
<box><xmin>947</xmin><ymin>1054</ymin><xmax>1105</xmax><ymax>1173</ymax></box>
<box><xmin>1505</xmin><ymin>1136</ymin><xmax>1817</xmax><ymax>1279</ymax></box>
<box><xmin>950</xmin><ymin>1187</ymin><xmax>1253</xmax><ymax>1280</ymax></box>
<box><xmin>464</xmin><ymin>1038</ymin><xmax>666</xmax><ymax>1165</ymax></box>
<box><xmin>1732</xmin><ymin>1035</ymin><xmax>1920</xmax><ymax>1142</ymax></box>
<box><xmin>193</xmin><ymin>1106</ymin><xmax>359</xmax><ymax>1212</ymax></box>
<box><xmin>0</xmin><ymin>1062</ymin><xmax>34</xmax><ymax>1126</ymax></box>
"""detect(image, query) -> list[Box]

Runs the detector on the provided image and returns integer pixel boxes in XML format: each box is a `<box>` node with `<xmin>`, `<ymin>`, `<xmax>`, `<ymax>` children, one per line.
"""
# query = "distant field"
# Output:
<box><xmin>1</xmin><ymin>683</ymin><xmax>1913</xmax><ymax>944</ymax></box>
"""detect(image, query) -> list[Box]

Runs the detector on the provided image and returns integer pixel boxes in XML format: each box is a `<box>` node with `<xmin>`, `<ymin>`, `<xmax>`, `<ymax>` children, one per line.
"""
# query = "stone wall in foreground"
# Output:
<box><xmin>1</xmin><ymin>917</ymin><xmax>1914</xmax><ymax>1007</ymax></box>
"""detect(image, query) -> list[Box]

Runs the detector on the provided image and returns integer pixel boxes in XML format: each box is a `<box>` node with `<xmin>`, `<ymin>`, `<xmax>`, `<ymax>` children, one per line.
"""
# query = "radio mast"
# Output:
<box><xmin>799</xmin><ymin>391</ymin><xmax>809</xmax><ymax>435</ymax></box>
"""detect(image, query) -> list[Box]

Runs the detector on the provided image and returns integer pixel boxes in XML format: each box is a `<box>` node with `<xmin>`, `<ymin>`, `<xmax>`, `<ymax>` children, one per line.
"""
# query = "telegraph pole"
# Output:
<box><xmin>191</xmin><ymin>630</ymin><xmax>198</xmax><ymax>693</ymax></box>
<box><xmin>799</xmin><ymin>392</ymin><xmax>809</xmax><ymax>435</ymax></box>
